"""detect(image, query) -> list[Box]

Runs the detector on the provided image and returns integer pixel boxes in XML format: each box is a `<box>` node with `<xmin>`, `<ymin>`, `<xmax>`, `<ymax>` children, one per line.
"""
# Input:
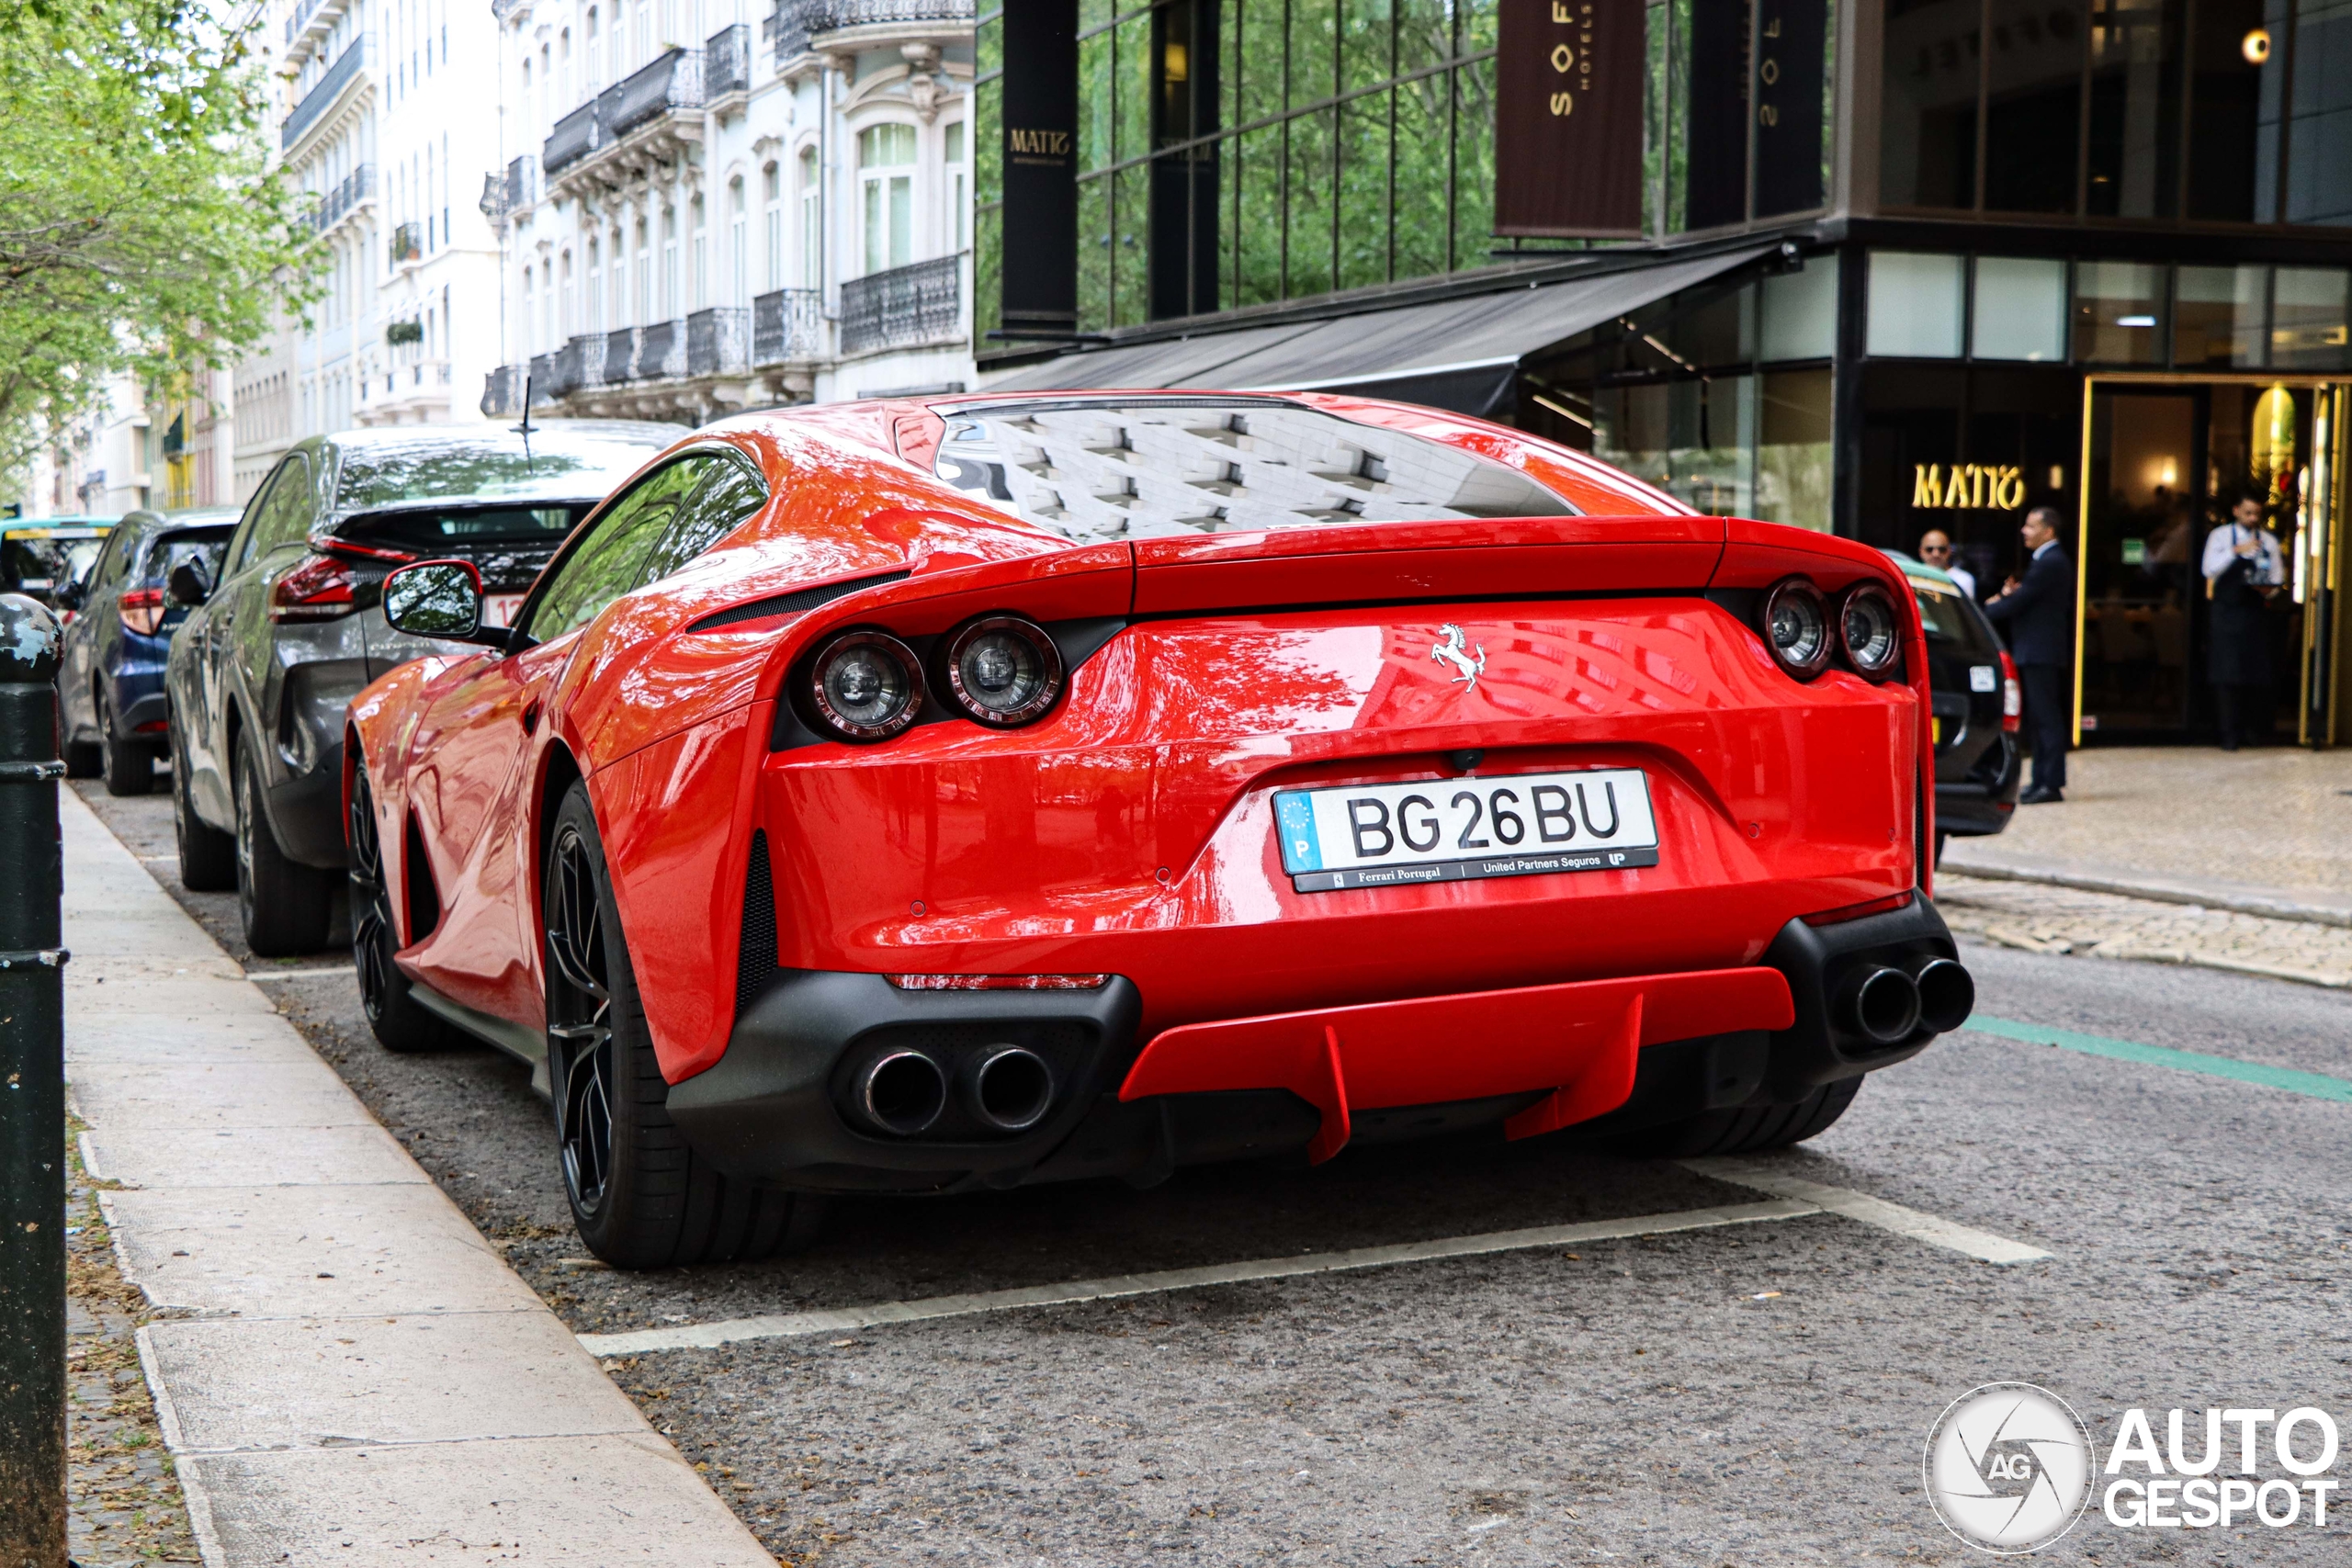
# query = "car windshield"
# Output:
<box><xmin>333</xmin><ymin>425</ymin><xmax>672</xmax><ymax>510</ymax></box>
<box><xmin>930</xmin><ymin>398</ymin><xmax>1578</xmax><ymax>541</ymax></box>
<box><xmin>1909</xmin><ymin>576</ymin><xmax>1999</xmax><ymax>653</ymax></box>
<box><xmin>143</xmin><ymin>527</ymin><xmax>232</xmax><ymax>587</ymax></box>
<box><xmin>340</xmin><ymin>503</ymin><xmax>594</xmax><ymax>550</ymax></box>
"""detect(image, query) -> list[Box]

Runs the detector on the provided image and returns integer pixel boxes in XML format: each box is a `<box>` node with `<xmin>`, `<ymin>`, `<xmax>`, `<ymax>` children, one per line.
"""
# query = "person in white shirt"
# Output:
<box><xmin>1917</xmin><ymin>529</ymin><xmax>1977</xmax><ymax>601</ymax></box>
<box><xmin>2201</xmin><ymin>494</ymin><xmax>2286</xmax><ymax>750</ymax></box>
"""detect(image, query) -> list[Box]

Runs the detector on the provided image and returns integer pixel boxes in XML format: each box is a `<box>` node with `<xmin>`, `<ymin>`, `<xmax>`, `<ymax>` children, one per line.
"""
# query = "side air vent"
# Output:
<box><xmin>687</xmin><ymin>570</ymin><xmax>912</xmax><ymax>634</ymax></box>
<box><xmin>736</xmin><ymin>829</ymin><xmax>777</xmax><ymax>1017</ymax></box>
<box><xmin>404</xmin><ymin>814</ymin><xmax>442</xmax><ymax>942</ymax></box>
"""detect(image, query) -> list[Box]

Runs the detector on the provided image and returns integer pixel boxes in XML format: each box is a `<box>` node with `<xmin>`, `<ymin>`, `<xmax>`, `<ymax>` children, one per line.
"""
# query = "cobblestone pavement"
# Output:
<box><xmin>1949</xmin><ymin>744</ymin><xmax>2352</xmax><ymax>897</ymax></box>
<box><xmin>1937</xmin><ymin>871</ymin><xmax>2352</xmax><ymax>987</ymax></box>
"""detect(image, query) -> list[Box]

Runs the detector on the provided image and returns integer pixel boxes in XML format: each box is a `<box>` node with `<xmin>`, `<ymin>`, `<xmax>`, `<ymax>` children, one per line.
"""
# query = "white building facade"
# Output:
<box><xmin>231</xmin><ymin>0</ymin><xmax>508</xmax><ymax>501</ymax></box>
<box><xmin>483</xmin><ymin>0</ymin><xmax>974</xmax><ymax>424</ymax></box>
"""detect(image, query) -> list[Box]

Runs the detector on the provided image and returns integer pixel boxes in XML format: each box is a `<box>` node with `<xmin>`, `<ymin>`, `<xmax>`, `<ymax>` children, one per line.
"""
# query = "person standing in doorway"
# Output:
<box><xmin>2202</xmin><ymin>492</ymin><xmax>2287</xmax><ymax>750</ymax></box>
<box><xmin>1984</xmin><ymin>505</ymin><xmax>2075</xmax><ymax>804</ymax></box>
<box><xmin>1917</xmin><ymin>528</ymin><xmax>1977</xmax><ymax>601</ymax></box>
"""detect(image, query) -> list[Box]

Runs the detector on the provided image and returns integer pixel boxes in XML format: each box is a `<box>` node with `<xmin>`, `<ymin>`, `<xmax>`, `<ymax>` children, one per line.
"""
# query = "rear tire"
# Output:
<box><xmin>173</xmin><ymin>725</ymin><xmax>236</xmax><ymax>891</ymax></box>
<box><xmin>544</xmin><ymin>783</ymin><xmax>824</xmax><ymax>1269</ymax></box>
<box><xmin>99</xmin><ymin>692</ymin><xmax>153</xmax><ymax>796</ymax></box>
<box><xmin>235</xmin><ymin>744</ymin><xmax>334</xmax><ymax>956</ymax></box>
<box><xmin>347</xmin><ymin>757</ymin><xmax>461</xmax><ymax>1052</ymax></box>
<box><xmin>62</xmin><ymin>733</ymin><xmax>102</xmax><ymax>778</ymax></box>
<box><xmin>1609</xmin><ymin>1077</ymin><xmax>1862</xmax><ymax>1158</ymax></box>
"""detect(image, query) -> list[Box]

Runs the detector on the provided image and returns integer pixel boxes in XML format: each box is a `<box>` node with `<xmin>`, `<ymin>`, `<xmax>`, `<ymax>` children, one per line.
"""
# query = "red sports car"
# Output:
<box><xmin>346</xmin><ymin>393</ymin><xmax>1972</xmax><ymax>1268</ymax></box>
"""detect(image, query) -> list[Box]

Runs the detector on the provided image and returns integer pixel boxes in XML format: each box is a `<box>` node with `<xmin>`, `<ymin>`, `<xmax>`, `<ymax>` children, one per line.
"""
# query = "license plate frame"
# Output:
<box><xmin>1273</xmin><ymin>768</ymin><xmax>1660</xmax><ymax>893</ymax></box>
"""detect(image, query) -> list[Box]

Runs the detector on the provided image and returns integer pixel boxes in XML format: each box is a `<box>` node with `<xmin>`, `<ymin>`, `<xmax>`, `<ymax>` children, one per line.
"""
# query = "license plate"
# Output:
<box><xmin>484</xmin><ymin>593</ymin><xmax>526</xmax><ymax>627</ymax></box>
<box><xmin>1274</xmin><ymin>768</ymin><xmax>1659</xmax><ymax>893</ymax></box>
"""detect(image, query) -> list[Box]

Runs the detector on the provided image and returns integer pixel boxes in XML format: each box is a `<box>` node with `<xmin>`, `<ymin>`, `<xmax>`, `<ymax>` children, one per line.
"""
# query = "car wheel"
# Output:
<box><xmin>346</xmin><ymin>758</ymin><xmax>460</xmax><ymax>1052</ymax></box>
<box><xmin>98</xmin><ymin>691</ymin><xmax>153</xmax><ymax>796</ymax></box>
<box><xmin>234</xmin><ymin>743</ymin><xmax>334</xmax><ymax>956</ymax></box>
<box><xmin>173</xmin><ymin>726</ymin><xmax>237</xmax><ymax>891</ymax></box>
<box><xmin>544</xmin><ymin>782</ymin><xmax>824</xmax><ymax>1269</ymax></box>
<box><xmin>1607</xmin><ymin>1077</ymin><xmax>1861</xmax><ymax>1159</ymax></box>
<box><xmin>62</xmin><ymin>729</ymin><xmax>102</xmax><ymax>778</ymax></box>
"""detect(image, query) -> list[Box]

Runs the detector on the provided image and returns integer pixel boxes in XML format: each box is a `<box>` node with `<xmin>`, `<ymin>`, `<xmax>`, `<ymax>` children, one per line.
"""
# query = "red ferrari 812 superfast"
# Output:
<box><xmin>345</xmin><ymin>392</ymin><xmax>1973</xmax><ymax>1267</ymax></box>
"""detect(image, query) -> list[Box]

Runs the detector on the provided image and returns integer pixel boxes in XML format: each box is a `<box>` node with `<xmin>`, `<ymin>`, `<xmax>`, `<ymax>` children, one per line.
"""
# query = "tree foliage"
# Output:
<box><xmin>0</xmin><ymin>0</ymin><xmax>311</xmax><ymax>469</ymax></box>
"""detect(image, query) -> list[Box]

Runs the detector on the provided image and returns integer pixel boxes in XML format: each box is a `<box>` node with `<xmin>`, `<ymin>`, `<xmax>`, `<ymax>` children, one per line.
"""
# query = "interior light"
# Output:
<box><xmin>2117</xmin><ymin>315</ymin><xmax>2157</xmax><ymax>328</ymax></box>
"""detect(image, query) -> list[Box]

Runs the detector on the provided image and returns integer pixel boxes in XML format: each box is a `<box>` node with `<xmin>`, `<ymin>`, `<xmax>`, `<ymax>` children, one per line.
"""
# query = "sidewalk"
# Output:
<box><xmin>60</xmin><ymin>791</ymin><xmax>777</xmax><ymax>1567</ymax></box>
<box><xmin>1938</xmin><ymin>745</ymin><xmax>2352</xmax><ymax>988</ymax></box>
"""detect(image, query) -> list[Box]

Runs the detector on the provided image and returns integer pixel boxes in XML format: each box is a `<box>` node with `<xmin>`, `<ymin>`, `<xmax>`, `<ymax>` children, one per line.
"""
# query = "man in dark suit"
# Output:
<box><xmin>1984</xmin><ymin>505</ymin><xmax>2075</xmax><ymax>804</ymax></box>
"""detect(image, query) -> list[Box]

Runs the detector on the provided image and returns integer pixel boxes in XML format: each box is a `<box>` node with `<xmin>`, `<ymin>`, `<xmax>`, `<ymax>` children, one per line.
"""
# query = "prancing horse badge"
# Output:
<box><xmin>1430</xmin><ymin>623</ymin><xmax>1487</xmax><ymax>691</ymax></box>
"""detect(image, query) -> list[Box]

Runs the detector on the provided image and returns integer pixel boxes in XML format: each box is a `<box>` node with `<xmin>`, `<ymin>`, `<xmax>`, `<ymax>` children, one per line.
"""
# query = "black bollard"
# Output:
<box><xmin>0</xmin><ymin>592</ymin><xmax>68</xmax><ymax>1568</ymax></box>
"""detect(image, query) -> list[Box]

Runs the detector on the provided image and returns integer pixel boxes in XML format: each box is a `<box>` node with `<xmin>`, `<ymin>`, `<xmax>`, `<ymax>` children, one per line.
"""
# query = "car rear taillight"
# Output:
<box><xmin>942</xmin><ymin>615</ymin><xmax>1065</xmax><ymax>727</ymax></box>
<box><xmin>1998</xmin><ymin>650</ymin><xmax>2021</xmax><ymax>733</ymax></box>
<box><xmin>1758</xmin><ymin>577</ymin><xmax>1833</xmax><ymax>680</ymax></box>
<box><xmin>270</xmin><ymin>553</ymin><xmax>358</xmax><ymax>622</ymax></box>
<box><xmin>118</xmin><ymin>587</ymin><xmax>166</xmax><ymax>637</ymax></box>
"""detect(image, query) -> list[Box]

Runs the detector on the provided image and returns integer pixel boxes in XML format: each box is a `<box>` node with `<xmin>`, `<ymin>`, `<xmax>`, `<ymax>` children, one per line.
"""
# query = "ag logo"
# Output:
<box><xmin>1924</xmin><ymin>1382</ymin><xmax>2094</xmax><ymax>1553</ymax></box>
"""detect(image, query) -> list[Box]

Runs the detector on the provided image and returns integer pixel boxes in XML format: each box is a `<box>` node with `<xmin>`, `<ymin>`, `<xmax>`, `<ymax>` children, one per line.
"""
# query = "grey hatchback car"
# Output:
<box><xmin>165</xmin><ymin>422</ymin><xmax>678</xmax><ymax>954</ymax></box>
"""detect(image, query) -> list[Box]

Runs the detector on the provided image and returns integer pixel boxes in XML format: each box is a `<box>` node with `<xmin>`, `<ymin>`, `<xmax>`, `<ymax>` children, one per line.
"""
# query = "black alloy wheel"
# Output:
<box><xmin>346</xmin><ymin>758</ymin><xmax>458</xmax><ymax>1053</ymax></box>
<box><xmin>234</xmin><ymin>743</ymin><xmax>334</xmax><ymax>956</ymax></box>
<box><xmin>172</xmin><ymin>719</ymin><xmax>236</xmax><ymax>890</ymax></box>
<box><xmin>542</xmin><ymin>782</ymin><xmax>824</xmax><ymax>1269</ymax></box>
<box><xmin>546</xmin><ymin>818</ymin><xmax>616</xmax><ymax>1213</ymax></box>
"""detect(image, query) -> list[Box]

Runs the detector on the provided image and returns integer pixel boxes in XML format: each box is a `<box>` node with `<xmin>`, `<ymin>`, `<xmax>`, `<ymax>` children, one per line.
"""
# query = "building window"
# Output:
<box><xmin>1970</xmin><ymin>258</ymin><xmax>2069</xmax><ymax>362</ymax></box>
<box><xmin>858</xmin><ymin>122</ymin><xmax>916</xmax><ymax>276</ymax></box>
<box><xmin>729</xmin><ymin>176</ymin><xmax>747</xmax><ymax>305</ymax></box>
<box><xmin>662</xmin><ymin>204</ymin><xmax>679</xmax><ymax>319</ymax></box>
<box><xmin>1867</xmin><ymin>252</ymin><xmax>1967</xmax><ymax>358</ymax></box>
<box><xmin>763</xmin><ymin>162</ymin><xmax>784</xmax><ymax>291</ymax></box>
<box><xmin>797</xmin><ymin>148</ymin><xmax>820</xmax><ymax>288</ymax></box>
<box><xmin>560</xmin><ymin>249</ymin><xmax>574</xmax><ymax>340</ymax></box>
<box><xmin>635</xmin><ymin>217</ymin><xmax>650</xmax><ymax>323</ymax></box>
<box><xmin>2074</xmin><ymin>260</ymin><xmax>2166</xmax><ymax>364</ymax></box>
<box><xmin>944</xmin><ymin>119</ymin><xmax>967</xmax><ymax>253</ymax></box>
<box><xmin>2174</xmin><ymin>264</ymin><xmax>2267</xmax><ymax>366</ymax></box>
<box><xmin>691</xmin><ymin>194</ymin><xmax>707</xmax><ymax>310</ymax></box>
<box><xmin>588</xmin><ymin>236</ymin><xmax>604</xmax><ymax>330</ymax></box>
<box><xmin>586</xmin><ymin>6</ymin><xmax>600</xmax><ymax>93</ymax></box>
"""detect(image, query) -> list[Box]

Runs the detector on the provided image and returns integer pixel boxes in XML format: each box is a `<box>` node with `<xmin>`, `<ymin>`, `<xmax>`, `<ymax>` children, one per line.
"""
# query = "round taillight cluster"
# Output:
<box><xmin>1758</xmin><ymin>577</ymin><xmax>1905</xmax><ymax>683</ymax></box>
<box><xmin>803</xmin><ymin>615</ymin><xmax>1066</xmax><ymax>743</ymax></box>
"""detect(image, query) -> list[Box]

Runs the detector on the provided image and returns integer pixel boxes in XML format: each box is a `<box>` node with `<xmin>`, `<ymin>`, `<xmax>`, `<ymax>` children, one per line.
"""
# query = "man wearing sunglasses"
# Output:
<box><xmin>1918</xmin><ymin>529</ymin><xmax>1977</xmax><ymax>602</ymax></box>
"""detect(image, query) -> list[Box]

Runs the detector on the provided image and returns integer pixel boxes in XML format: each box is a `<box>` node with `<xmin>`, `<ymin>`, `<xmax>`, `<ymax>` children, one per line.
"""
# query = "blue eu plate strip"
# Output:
<box><xmin>1273</xmin><ymin>792</ymin><xmax>1321</xmax><ymax>874</ymax></box>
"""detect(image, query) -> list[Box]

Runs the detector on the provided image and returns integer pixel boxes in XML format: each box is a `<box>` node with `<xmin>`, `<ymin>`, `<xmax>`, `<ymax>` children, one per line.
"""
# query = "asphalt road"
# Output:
<box><xmin>74</xmin><ymin>777</ymin><xmax>2352</xmax><ymax>1564</ymax></box>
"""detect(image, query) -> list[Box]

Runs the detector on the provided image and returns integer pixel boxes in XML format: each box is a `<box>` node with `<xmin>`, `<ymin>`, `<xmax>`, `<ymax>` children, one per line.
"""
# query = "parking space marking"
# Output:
<box><xmin>576</xmin><ymin>1198</ymin><xmax>1822</xmax><ymax>1357</ymax></box>
<box><xmin>245</xmin><ymin>967</ymin><xmax>355</xmax><ymax>983</ymax></box>
<box><xmin>1962</xmin><ymin>1014</ymin><xmax>2352</xmax><ymax>1103</ymax></box>
<box><xmin>1682</xmin><ymin>1158</ymin><xmax>2051</xmax><ymax>1265</ymax></box>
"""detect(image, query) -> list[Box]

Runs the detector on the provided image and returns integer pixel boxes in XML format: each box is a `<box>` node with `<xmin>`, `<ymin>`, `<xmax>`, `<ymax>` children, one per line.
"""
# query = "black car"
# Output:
<box><xmin>1887</xmin><ymin>552</ymin><xmax>2023</xmax><ymax>862</ymax></box>
<box><xmin>164</xmin><ymin>422</ymin><xmax>678</xmax><ymax>954</ymax></box>
<box><xmin>55</xmin><ymin>508</ymin><xmax>237</xmax><ymax>795</ymax></box>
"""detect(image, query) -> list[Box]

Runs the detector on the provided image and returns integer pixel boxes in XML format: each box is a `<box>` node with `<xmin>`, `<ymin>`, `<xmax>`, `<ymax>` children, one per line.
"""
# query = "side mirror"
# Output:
<box><xmin>384</xmin><ymin>558</ymin><xmax>502</xmax><ymax>646</ymax></box>
<box><xmin>166</xmin><ymin>558</ymin><xmax>211</xmax><ymax>606</ymax></box>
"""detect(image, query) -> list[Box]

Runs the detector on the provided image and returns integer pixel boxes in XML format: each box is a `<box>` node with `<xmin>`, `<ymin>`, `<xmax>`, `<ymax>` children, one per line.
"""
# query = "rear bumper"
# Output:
<box><xmin>666</xmin><ymin>897</ymin><xmax>1962</xmax><ymax>1191</ymax></box>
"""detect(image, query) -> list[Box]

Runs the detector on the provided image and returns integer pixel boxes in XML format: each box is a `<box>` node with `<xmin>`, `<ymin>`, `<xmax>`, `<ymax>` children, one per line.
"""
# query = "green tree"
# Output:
<box><xmin>0</xmin><ymin>0</ymin><xmax>311</xmax><ymax>471</ymax></box>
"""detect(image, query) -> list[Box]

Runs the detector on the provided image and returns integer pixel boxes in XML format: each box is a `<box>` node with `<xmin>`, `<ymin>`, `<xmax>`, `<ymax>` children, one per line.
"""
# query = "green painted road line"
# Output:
<box><xmin>1962</xmin><ymin>1014</ymin><xmax>2352</xmax><ymax>1103</ymax></box>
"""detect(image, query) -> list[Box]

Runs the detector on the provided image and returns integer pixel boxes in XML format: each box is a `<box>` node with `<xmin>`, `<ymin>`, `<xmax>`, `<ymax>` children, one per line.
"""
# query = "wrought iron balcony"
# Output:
<box><xmin>542</xmin><ymin>99</ymin><xmax>602</xmax><ymax>178</ymax></box>
<box><xmin>766</xmin><ymin>0</ymin><xmax>975</xmax><ymax>61</ymax></box>
<box><xmin>603</xmin><ymin>327</ymin><xmax>642</xmax><ymax>385</ymax></box>
<box><xmin>705</xmin><ymin>24</ymin><xmax>752</xmax><ymax>103</ymax></box>
<box><xmin>566</xmin><ymin>333</ymin><xmax>606</xmax><ymax>392</ymax></box>
<box><xmin>543</xmin><ymin>49</ymin><xmax>704</xmax><ymax>194</ymax></box>
<box><xmin>309</xmin><ymin>163</ymin><xmax>374</xmax><ymax>235</ymax></box>
<box><xmin>639</xmin><ymin>319</ymin><xmax>687</xmax><ymax>380</ymax></box>
<box><xmin>284</xmin><ymin>35</ymin><xmax>371</xmax><ymax>150</ymax></box>
<box><xmin>548</xmin><ymin>339</ymin><xmax>585</xmax><ymax>400</ymax></box>
<box><xmin>752</xmin><ymin>288</ymin><xmax>823</xmax><ymax>365</ymax></box>
<box><xmin>481</xmin><ymin>365</ymin><xmax>525</xmax><ymax>417</ymax></box>
<box><xmin>840</xmin><ymin>255</ymin><xmax>961</xmax><ymax>357</ymax></box>
<box><xmin>687</xmin><ymin>308</ymin><xmax>751</xmax><ymax>377</ymax></box>
<box><xmin>605</xmin><ymin>48</ymin><xmax>703</xmax><ymax>141</ymax></box>
<box><xmin>528</xmin><ymin>353</ymin><xmax>559</xmax><ymax>407</ymax></box>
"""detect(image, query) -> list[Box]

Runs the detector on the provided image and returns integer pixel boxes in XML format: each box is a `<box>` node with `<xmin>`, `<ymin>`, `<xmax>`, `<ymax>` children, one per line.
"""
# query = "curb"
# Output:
<box><xmin>1939</xmin><ymin>856</ymin><xmax>2352</xmax><ymax>930</ymax></box>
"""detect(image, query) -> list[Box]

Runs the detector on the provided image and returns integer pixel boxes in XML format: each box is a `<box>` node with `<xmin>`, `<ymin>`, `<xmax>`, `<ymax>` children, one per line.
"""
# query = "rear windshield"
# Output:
<box><xmin>141</xmin><ymin>527</ymin><xmax>232</xmax><ymax>586</ymax></box>
<box><xmin>339</xmin><ymin>503</ymin><xmax>594</xmax><ymax>550</ymax></box>
<box><xmin>931</xmin><ymin>399</ymin><xmax>1578</xmax><ymax>541</ymax></box>
<box><xmin>333</xmin><ymin>427</ymin><xmax>669</xmax><ymax>510</ymax></box>
<box><xmin>1909</xmin><ymin>576</ymin><xmax>2000</xmax><ymax>654</ymax></box>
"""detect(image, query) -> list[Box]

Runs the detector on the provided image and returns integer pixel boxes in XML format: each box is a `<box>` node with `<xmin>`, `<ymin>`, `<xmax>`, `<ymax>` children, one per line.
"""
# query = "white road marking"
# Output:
<box><xmin>577</xmin><ymin>1199</ymin><xmax>1822</xmax><ymax>1357</ymax></box>
<box><xmin>1682</xmin><ymin>1157</ymin><xmax>2051</xmax><ymax>1265</ymax></box>
<box><xmin>245</xmin><ymin>967</ymin><xmax>354</xmax><ymax>983</ymax></box>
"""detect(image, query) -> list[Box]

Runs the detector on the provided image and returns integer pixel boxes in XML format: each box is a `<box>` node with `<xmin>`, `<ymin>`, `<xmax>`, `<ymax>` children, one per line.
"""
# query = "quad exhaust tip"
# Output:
<box><xmin>967</xmin><ymin>1045</ymin><xmax>1055</xmax><ymax>1133</ymax></box>
<box><xmin>1910</xmin><ymin>956</ymin><xmax>1974</xmax><ymax>1034</ymax></box>
<box><xmin>859</xmin><ymin>1049</ymin><xmax>947</xmax><ymax>1136</ymax></box>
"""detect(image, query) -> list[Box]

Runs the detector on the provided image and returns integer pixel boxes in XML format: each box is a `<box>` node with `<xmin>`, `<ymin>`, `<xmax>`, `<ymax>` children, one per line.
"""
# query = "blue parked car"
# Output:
<box><xmin>57</xmin><ymin>507</ymin><xmax>238</xmax><ymax>795</ymax></box>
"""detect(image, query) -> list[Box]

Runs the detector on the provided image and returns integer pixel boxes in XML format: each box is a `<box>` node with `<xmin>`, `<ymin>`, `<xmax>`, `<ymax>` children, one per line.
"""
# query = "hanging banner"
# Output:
<box><xmin>1753</xmin><ymin>0</ymin><xmax>1828</xmax><ymax>217</ymax></box>
<box><xmin>1495</xmin><ymin>0</ymin><xmax>1646</xmax><ymax>238</ymax></box>
<box><xmin>1683</xmin><ymin>0</ymin><xmax>1750</xmax><ymax>230</ymax></box>
<box><xmin>1000</xmin><ymin>0</ymin><xmax>1080</xmax><ymax>335</ymax></box>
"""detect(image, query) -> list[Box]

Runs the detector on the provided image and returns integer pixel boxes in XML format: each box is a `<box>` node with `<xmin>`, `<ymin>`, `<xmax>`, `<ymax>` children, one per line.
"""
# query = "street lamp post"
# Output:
<box><xmin>0</xmin><ymin>592</ymin><xmax>69</xmax><ymax>1568</ymax></box>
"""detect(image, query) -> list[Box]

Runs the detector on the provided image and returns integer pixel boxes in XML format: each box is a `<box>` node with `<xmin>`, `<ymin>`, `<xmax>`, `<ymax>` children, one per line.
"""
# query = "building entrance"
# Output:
<box><xmin>2078</xmin><ymin>376</ymin><xmax>2349</xmax><ymax>748</ymax></box>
